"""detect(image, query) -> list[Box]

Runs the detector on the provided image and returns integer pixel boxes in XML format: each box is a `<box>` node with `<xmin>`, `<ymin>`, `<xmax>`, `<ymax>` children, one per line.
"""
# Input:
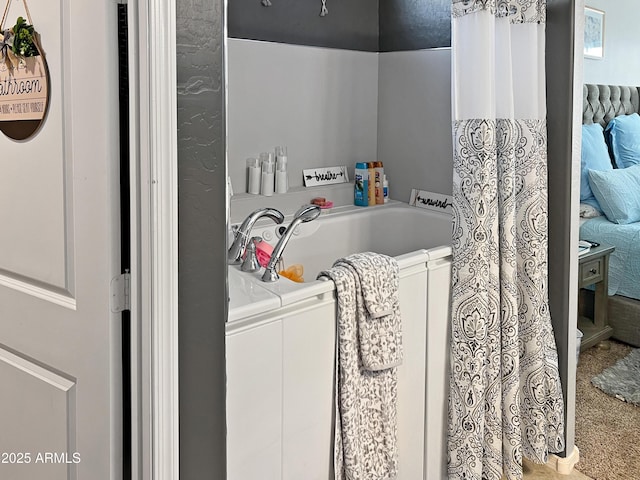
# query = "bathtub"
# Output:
<box><xmin>226</xmin><ymin>201</ymin><xmax>452</xmax><ymax>480</ymax></box>
<box><xmin>250</xmin><ymin>202</ymin><xmax>452</xmax><ymax>280</ymax></box>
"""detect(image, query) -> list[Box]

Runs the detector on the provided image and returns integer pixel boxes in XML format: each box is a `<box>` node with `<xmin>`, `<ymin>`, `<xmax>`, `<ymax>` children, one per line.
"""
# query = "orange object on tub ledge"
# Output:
<box><xmin>279</xmin><ymin>264</ymin><xmax>304</xmax><ymax>283</ymax></box>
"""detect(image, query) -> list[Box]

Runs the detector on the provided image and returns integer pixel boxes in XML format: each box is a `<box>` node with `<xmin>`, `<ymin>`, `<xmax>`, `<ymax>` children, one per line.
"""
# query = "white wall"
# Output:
<box><xmin>582</xmin><ymin>0</ymin><xmax>640</xmax><ymax>85</ymax></box>
<box><xmin>227</xmin><ymin>39</ymin><xmax>455</xmax><ymax>203</ymax></box>
<box><xmin>377</xmin><ymin>49</ymin><xmax>453</xmax><ymax>202</ymax></box>
<box><xmin>227</xmin><ymin>39</ymin><xmax>379</xmax><ymax>192</ymax></box>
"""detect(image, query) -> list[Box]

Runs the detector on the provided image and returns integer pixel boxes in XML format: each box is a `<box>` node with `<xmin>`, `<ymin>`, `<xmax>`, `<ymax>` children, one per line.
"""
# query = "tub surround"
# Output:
<box><xmin>227</xmin><ymin>38</ymin><xmax>379</xmax><ymax>193</ymax></box>
<box><xmin>377</xmin><ymin>48</ymin><xmax>454</xmax><ymax>201</ymax></box>
<box><xmin>226</xmin><ymin>37</ymin><xmax>455</xmax><ymax>201</ymax></box>
<box><xmin>228</xmin><ymin>267</ymin><xmax>281</xmax><ymax>322</ymax></box>
<box><xmin>227</xmin><ymin>252</ymin><xmax>452</xmax><ymax>479</ymax></box>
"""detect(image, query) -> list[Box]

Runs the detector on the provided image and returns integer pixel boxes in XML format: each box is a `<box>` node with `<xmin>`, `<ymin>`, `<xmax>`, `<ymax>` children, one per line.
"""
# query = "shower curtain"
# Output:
<box><xmin>448</xmin><ymin>1</ymin><xmax>565</xmax><ymax>479</ymax></box>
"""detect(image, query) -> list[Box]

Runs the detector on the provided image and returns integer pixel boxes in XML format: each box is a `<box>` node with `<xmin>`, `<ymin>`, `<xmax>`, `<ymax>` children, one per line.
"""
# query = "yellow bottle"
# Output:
<box><xmin>374</xmin><ymin>161</ymin><xmax>384</xmax><ymax>204</ymax></box>
<box><xmin>367</xmin><ymin>162</ymin><xmax>376</xmax><ymax>206</ymax></box>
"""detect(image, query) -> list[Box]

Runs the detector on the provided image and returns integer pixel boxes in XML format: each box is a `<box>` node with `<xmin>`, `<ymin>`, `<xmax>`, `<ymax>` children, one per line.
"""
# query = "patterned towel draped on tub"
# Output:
<box><xmin>318</xmin><ymin>252</ymin><xmax>402</xmax><ymax>480</ymax></box>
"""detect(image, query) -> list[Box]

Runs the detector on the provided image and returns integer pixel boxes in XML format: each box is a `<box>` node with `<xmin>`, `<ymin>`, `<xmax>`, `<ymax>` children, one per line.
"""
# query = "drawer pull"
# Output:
<box><xmin>589</xmin><ymin>268</ymin><xmax>597</xmax><ymax>274</ymax></box>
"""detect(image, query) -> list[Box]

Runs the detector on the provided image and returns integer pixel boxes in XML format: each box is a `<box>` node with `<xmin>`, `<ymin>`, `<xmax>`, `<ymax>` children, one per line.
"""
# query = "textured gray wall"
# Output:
<box><xmin>546</xmin><ymin>0</ymin><xmax>578</xmax><ymax>456</ymax></box>
<box><xmin>379</xmin><ymin>0</ymin><xmax>451</xmax><ymax>51</ymax></box>
<box><xmin>228</xmin><ymin>0</ymin><xmax>451</xmax><ymax>52</ymax></box>
<box><xmin>228</xmin><ymin>0</ymin><xmax>379</xmax><ymax>51</ymax></box>
<box><xmin>177</xmin><ymin>0</ymin><xmax>227</xmax><ymax>477</ymax></box>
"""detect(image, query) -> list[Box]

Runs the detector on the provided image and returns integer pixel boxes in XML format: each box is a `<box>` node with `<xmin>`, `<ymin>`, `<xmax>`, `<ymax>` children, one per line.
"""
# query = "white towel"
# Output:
<box><xmin>319</xmin><ymin>252</ymin><xmax>402</xmax><ymax>480</ymax></box>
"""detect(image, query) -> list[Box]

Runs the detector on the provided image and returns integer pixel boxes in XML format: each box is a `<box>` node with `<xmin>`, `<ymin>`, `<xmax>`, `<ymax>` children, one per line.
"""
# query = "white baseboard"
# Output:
<box><xmin>546</xmin><ymin>446</ymin><xmax>580</xmax><ymax>475</ymax></box>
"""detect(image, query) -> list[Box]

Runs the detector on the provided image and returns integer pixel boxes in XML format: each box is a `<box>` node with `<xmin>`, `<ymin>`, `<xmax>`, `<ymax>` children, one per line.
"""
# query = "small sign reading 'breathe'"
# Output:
<box><xmin>303</xmin><ymin>165</ymin><xmax>349</xmax><ymax>187</ymax></box>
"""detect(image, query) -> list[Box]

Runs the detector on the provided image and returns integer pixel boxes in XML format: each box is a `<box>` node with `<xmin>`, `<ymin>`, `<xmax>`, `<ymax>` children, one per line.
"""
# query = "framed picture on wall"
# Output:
<box><xmin>584</xmin><ymin>7</ymin><xmax>604</xmax><ymax>59</ymax></box>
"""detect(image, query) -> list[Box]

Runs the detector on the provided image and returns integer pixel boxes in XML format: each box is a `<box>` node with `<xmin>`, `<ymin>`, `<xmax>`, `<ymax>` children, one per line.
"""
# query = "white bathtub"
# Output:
<box><xmin>226</xmin><ymin>201</ymin><xmax>453</xmax><ymax>480</ymax></box>
<box><xmin>253</xmin><ymin>202</ymin><xmax>453</xmax><ymax>280</ymax></box>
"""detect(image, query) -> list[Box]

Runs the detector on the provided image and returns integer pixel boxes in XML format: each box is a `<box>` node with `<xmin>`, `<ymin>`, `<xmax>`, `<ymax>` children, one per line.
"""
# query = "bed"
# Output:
<box><xmin>579</xmin><ymin>84</ymin><xmax>640</xmax><ymax>347</ymax></box>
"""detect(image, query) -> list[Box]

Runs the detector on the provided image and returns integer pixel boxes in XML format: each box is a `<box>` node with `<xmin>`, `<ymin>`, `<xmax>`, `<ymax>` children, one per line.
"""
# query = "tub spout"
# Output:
<box><xmin>261</xmin><ymin>204</ymin><xmax>321</xmax><ymax>282</ymax></box>
<box><xmin>228</xmin><ymin>207</ymin><xmax>285</xmax><ymax>265</ymax></box>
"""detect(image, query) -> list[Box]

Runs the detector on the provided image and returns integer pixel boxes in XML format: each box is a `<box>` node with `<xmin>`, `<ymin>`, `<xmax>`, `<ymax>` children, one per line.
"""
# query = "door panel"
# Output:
<box><xmin>0</xmin><ymin>0</ymin><xmax>70</xmax><ymax>292</ymax></box>
<box><xmin>0</xmin><ymin>346</ymin><xmax>76</xmax><ymax>480</ymax></box>
<box><xmin>0</xmin><ymin>1</ymin><xmax>122</xmax><ymax>479</ymax></box>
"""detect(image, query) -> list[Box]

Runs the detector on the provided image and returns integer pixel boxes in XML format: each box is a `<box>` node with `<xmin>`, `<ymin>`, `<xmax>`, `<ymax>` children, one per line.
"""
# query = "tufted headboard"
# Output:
<box><xmin>583</xmin><ymin>84</ymin><xmax>640</xmax><ymax>127</ymax></box>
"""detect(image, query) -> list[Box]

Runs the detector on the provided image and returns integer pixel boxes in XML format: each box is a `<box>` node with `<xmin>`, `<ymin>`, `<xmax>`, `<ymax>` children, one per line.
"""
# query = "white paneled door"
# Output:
<box><xmin>0</xmin><ymin>1</ymin><xmax>123</xmax><ymax>479</ymax></box>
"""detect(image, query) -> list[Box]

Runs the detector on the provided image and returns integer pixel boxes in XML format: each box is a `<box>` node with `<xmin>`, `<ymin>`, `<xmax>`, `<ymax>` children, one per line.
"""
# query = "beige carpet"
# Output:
<box><xmin>575</xmin><ymin>339</ymin><xmax>640</xmax><ymax>479</ymax></box>
<box><xmin>500</xmin><ymin>458</ymin><xmax>593</xmax><ymax>480</ymax></box>
<box><xmin>522</xmin><ymin>459</ymin><xmax>591</xmax><ymax>479</ymax></box>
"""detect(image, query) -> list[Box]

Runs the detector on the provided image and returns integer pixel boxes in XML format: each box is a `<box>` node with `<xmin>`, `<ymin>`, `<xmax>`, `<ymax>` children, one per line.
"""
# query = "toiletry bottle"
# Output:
<box><xmin>247</xmin><ymin>157</ymin><xmax>261</xmax><ymax>194</ymax></box>
<box><xmin>354</xmin><ymin>162</ymin><xmax>368</xmax><ymax>206</ymax></box>
<box><xmin>383</xmin><ymin>174</ymin><xmax>389</xmax><ymax>203</ymax></box>
<box><xmin>375</xmin><ymin>161</ymin><xmax>384</xmax><ymax>204</ymax></box>
<box><xmin>275</xmin><ymin>146</ymin><xmax>289</xmax><ymax>194</ymax></box>
<box><xmin>367</xmin><ymin>162</ymin><xmax>376</xmax><ymax>206</ymax></box>
<box><xmin>260</xmin><ymin>152</ymin><xmax>275</xmax><ymax>196</ymax></box>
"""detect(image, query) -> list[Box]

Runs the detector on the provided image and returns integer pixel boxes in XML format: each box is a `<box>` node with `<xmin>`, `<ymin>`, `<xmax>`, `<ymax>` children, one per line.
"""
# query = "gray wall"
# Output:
<box><xmin>546</xmin><ymin>0</ymin><xmax>580</xmax><ymax>456</ymax></box>
<box><xmin>582</xmin><ymin>0</ymin><xmax>640</xmax><ymax>85</ymax></box>
<box><xmin>228</xmin><ymin>0</ymin><xmax>451</xmax><ymax>52</ymax></box>
<box><xmin>177</xmin><ymin>0</ymin><xmax>227</xmax><ymax>477</ymax></box>
<box><xmin>379</xmin><ymin>0</ymin><xmax>451</xmax><ymax>51</ymax></box>
<box><xmin>228</xmin><ymin>0</ymin><xmax>379</xmax><ymax>51</ymax></box>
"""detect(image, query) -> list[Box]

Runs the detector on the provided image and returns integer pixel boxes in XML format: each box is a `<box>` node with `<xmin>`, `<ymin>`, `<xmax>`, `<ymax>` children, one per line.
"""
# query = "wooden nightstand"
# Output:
<box><xmin>578</xmin><ymin>243</ymin><xmax>615</xmax><ymax>351</ymax></box>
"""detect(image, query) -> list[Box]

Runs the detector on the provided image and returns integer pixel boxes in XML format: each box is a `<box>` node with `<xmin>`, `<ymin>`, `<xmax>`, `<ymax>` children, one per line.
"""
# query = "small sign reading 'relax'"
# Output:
<box><xmin>409</xmin><ymin>189</ymin><xmax>453</xmax><ymax>214</ymax></box>
<box><xmin>303</xmin><ymin>165</ymin><xmax>349</xmax><ymax>187</ymax></box>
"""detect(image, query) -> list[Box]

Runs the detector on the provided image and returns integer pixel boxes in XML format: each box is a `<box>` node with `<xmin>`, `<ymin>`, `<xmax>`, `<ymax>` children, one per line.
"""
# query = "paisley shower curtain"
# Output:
<box><xmin>448</xmin><ymin>1</ymin><xmax>565</xmax><ymax>479</ymax></box>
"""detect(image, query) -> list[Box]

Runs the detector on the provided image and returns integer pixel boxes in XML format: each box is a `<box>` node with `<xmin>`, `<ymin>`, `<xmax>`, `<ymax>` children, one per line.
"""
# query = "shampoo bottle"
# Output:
<box><xmin>354</xmin><ymin>162</ymin><xmax>368</xmax><ymax>206</ymax></box>
<box><xmin>374</xmin><ymin>161</ymin><xmax>384</xmax><ymax>204</ymax></box>
<box><xmin>383</xmin><ymin>174</ymin><xmax>389</xmax><ymax>203</ymax></box>
<box><xmin>367</xmin><ymin>162</ymin><xmax>376</xmax><ymax>206</ymax></box>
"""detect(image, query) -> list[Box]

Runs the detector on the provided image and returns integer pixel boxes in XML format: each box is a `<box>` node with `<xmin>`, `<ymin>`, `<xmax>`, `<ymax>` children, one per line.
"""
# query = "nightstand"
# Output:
<box><xmin>578</xmin><ymin>243</ymin><xmax>615</xmax><ymax>351</ymax></box>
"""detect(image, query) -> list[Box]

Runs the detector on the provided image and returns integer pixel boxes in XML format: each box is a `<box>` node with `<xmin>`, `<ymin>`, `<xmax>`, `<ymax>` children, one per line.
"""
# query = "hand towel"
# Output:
<box><xmin>319</xmin><ymin>252</ymin><xmax>402</xmax><ymax>480</ymax></box>
<box><xmin>336</xmin><ymin>252</ymin><xmax>403</xmax><ymax>371</ymax></box>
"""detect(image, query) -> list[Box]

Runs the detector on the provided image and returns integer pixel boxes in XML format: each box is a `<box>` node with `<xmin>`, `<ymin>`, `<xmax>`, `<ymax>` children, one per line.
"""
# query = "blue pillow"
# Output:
<box><xmin>605</xmin><ymin>113</ymin><xmax>640</xmax><ymax>169</ymax></box>
<box><xmin>588</xmin><ymin>164</ymin><xmax>640</xmax><ymax>224</ymax></box>
<box><xmin>581</xmin><ymin>123</ymin><xmax>613</xmax><ymax>211</ymax></box>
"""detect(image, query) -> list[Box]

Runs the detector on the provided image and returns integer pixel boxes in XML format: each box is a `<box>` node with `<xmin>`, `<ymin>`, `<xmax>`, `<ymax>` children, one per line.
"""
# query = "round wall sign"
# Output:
<box><xmin>0</xmin><ymin>6</ymin><xmax>50</xmax><ymax>140</ymax></box>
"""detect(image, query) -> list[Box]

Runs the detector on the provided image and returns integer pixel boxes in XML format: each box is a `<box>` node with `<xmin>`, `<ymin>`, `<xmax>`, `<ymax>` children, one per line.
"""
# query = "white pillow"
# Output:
<box><xmin>579</xmin><ymin>203</ymin><xmax>603</xmax><ymax>219</ymax></box>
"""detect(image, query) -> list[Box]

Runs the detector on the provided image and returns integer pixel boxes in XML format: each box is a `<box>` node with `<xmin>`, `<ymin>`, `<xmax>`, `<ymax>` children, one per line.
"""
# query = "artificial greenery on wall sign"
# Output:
<box><xmin>0</xmin><ymin>0</ymin><xmax>50</xmax><ymax>140</ymax></box>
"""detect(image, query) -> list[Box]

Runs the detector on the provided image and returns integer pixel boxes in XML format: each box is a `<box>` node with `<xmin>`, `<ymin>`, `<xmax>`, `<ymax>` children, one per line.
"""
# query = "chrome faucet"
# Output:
<box><xmin>261</xmin><ymin>204</ymin><xmax>321</xmax><ymax>282</ymax></box>
<box><xmin>228</xmin><ymin>207</ymin><xmax>285</xmax><ymax>265</ymax></box>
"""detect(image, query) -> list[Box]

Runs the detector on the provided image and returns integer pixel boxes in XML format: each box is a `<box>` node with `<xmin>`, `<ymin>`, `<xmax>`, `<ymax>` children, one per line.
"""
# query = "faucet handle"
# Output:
<box><xmin>241</xmin><ymin>236</ymin><xmax>263</xmax><ymax>273</ymax></box>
